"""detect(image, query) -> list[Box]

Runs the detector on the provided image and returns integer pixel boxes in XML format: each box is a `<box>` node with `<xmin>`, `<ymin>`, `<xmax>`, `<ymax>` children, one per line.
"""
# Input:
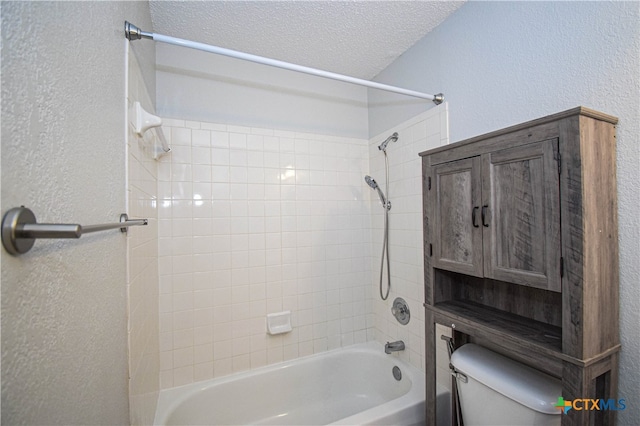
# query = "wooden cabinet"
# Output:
<box><xmin>431</xmin><ymin>156</ymin><xmax>483</xmax><ymax>277</ymax></box>
<box><xmin>431</xmin><ymin>139</ymin><xmax>561</xmax><ymax>291</ymax></box>
<box><xmin>481</xmin><ymin>140</ymin><xmax>561</xmax><ymax>291</ymax></box>
<box><xmin>421</xmin><ymin>108</ymin><xmax>620</xmax><ymax>426</ymax></box>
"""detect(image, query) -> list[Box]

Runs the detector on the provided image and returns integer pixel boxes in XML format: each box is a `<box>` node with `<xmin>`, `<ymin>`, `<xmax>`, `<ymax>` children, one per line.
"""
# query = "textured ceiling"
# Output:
<box><xmin>149</xmin><ymin>1</ymin><xmax>465</xmax><ymax>80</ymax></box>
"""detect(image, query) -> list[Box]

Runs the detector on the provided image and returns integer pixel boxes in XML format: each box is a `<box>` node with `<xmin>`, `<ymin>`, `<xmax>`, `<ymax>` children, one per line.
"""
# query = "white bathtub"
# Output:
<box><xmin>155</xmin><ymin>342</ymin><xmax>450</xmax><ymax>425</ymax></box>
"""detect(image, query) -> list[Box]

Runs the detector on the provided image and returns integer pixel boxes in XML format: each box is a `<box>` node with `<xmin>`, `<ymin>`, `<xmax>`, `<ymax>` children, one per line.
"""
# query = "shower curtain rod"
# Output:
<box><xmin>124</xmin><ymin>22</ymin><xmax>443</xmax><ymax>104</ymax></box>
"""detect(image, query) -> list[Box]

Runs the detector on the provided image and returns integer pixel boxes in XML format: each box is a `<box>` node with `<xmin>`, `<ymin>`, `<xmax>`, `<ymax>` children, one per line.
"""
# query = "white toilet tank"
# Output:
<box><xmin>450</xmin><ymin>344</ymin><xmax>561</xmax><ymax>426</ymax></box>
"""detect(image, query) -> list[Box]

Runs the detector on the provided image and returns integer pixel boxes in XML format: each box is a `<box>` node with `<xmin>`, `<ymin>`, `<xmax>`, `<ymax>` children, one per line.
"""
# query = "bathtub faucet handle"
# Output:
<box><xmin>385</xmin><ymin>340</ymin><xmax>405</xmax><ymax>354</ymax></box>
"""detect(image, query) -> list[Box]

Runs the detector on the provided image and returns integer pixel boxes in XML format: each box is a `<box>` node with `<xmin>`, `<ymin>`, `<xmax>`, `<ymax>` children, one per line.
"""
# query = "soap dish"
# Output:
<box><xmin>267</xmin><ymin>311</ymin><xmax>292</xmax><ymax>335</ymax></box>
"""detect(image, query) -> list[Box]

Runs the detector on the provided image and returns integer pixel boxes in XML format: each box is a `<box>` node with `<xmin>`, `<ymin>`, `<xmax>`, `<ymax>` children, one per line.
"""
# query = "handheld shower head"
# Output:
<box><xmin>365</xmin><ymin>175</ymin><xmax>378</xmax><ymax>189</ymax></box>
<box><xmin>365</xmin><ymin>175</ymin><xmax>387</xmax><ymax>208</ymax></box>
<box><xmin>378</xmin><ymin>132</ymin><xmax>399</xmax><ymax>151</ymax></box>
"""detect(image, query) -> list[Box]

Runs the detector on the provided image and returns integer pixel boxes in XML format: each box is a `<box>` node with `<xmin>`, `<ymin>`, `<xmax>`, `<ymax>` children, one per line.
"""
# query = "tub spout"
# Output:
<box><xmin>385</xmin><ymin>340</ymin><xmax>405</xmax><ymax>354</ymax></box>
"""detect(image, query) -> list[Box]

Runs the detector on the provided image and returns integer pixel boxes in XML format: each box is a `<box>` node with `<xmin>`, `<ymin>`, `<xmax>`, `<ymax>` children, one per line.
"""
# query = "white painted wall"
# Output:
<box><xmin>369</xmin><ymin>2</ymin><xmax>640</xmax><ymax>423</ymax></box>
<box><xmin>156</xmin><ymin>44</ymin><xmax>369</xmax><ymax>139</ymax></box>
<box><xmin>1</xmin><ymin>2</ymin><xmax>154</xmax><ymax>424</ymax></box>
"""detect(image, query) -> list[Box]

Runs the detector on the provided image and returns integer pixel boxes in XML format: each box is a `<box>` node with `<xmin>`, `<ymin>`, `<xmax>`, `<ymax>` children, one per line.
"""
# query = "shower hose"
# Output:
<box><xmin>379</xmin><ymin>151</ymin><xmax>391</xmax><ymax>300</ymax></box>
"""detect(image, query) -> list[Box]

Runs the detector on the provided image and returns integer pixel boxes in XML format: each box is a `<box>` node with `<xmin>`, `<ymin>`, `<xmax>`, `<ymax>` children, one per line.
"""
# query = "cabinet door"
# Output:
<box><xmin>481</xmin><ymin>139</ymin><xmax>561</xmax><ymax>291</ymax></box>
<box><xmin>431</xmin><ymin>156</ymin><xmax>483</xmax><ymax>277</ymax></box>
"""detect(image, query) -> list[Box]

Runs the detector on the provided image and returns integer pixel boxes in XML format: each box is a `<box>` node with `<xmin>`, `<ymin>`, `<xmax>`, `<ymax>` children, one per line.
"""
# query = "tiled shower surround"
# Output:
<box><xmin>367</xmin><ymin>107</ymin><xmax>450</xmax><ymax>388</ymax></box>
<box><xmin>157</xmin><ymin>120</ymin><xmax>373</xmax><ymax>388</ymax></box>
<box><xmin>154</xmin><ymin>105</ymin><xmax>450</xmax><ymax>389</ymax></box>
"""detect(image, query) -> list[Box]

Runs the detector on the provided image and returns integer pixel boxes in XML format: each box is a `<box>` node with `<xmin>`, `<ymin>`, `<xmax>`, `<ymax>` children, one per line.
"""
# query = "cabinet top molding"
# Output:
<box><xmin>419</xmin><ymin>106</ymin><xmax>618</xmax><ymax>158</ymax></box>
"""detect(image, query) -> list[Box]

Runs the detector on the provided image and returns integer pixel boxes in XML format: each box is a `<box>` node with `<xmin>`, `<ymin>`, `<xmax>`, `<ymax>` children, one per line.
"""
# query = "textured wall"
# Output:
<box><xmin>1</xmin><ymin>2</ymin><xmax>153</xmax><ymax>424</ymax></box>
<box><xmin>369</xmin><ymin>2</ymin><xmax>640</xmax><ymax>423</ymax></box>
<box><xmin>155</xmin><ymin>44</ymin><xmax>369</xmax><ymax>139</ymax></box>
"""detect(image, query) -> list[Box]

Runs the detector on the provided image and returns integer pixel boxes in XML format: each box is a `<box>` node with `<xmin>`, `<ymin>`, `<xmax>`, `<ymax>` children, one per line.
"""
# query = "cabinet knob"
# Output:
<box><xmin>472</xmin><ymin>206</ymin><xmax>480</xmax><ymax>228</ymax></box>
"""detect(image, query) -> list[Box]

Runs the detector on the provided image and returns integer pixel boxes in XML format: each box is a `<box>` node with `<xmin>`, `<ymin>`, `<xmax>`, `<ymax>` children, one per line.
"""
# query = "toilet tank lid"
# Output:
<box><xmin>450</xmin><ymin>344</ymin><xmax>562</xmax><ymax>415</ymax></box>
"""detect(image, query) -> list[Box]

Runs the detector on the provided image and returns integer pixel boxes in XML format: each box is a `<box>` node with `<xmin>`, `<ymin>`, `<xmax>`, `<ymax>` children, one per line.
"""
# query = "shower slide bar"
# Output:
<box><xmin>1</xmin><ymin>206</ymin><xmax>148</xmax><ymax>255</ymax></box>
<box><xmin>124</xmin><ymin>22</ymin><xmax>444</xmax><ymax>104</ymax></box>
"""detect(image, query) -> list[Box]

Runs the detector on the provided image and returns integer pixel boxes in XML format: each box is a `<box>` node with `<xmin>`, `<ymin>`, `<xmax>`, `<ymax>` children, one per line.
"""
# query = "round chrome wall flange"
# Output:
<box><xmin>391</xmin><ymin>297</ymin><xmax>410</xmax><ymax>325</ymax></box>
<box><xmin>1</xmin><ymin>206</ymin><xmax>36</xmax><ymax>255</ymax></box>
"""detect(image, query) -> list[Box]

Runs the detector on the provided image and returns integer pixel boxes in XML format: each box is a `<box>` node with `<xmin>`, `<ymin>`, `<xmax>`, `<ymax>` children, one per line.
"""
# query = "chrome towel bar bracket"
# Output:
<box><xmin>1</xmin><ymin>206</ymin><xmax>148</xmax><ymax>255</ymax></box>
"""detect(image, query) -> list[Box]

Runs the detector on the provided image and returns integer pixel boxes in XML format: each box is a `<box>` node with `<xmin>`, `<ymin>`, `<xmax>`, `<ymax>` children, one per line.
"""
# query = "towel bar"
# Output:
<box><xmin>1</xmin><ymin>206</ymin><xmax>148</xmax><ymax>255</ymax></box>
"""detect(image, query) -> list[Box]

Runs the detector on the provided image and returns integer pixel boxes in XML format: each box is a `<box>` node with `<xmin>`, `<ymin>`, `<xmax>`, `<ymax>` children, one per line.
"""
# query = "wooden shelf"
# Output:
<box><xmin>432</xmin><ymin>300</ymin><xmax>562</xmax><ymax>354</ymax></box>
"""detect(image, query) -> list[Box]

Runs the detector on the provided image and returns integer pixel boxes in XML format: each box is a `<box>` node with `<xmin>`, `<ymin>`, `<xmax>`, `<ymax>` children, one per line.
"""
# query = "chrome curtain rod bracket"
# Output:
<box><xmin>124</xmin><ymin>21</ymin><xmax>152</xmax><ymax>41</ymax></box>
<box><xmin>124</xmin><ymin>21</ymin><xmax>444</xmax><ymax>105</ymax></box>
<box><xmin>1</xmin><ymin>206</ymin><xmax>148</xmax><ymax>255</ymax></box>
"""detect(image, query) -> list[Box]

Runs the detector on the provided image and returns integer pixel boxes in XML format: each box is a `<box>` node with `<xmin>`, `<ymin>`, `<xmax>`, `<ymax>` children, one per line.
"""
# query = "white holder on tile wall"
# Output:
<box><xmin>266</xmin><ymin>311</ymin><xmax>292</xmax><ymax>335</ymax></box>
<box><xmin>132</xmin><ymin>101</ymin><xmax>171</xmax><ymax>159</ymax></box>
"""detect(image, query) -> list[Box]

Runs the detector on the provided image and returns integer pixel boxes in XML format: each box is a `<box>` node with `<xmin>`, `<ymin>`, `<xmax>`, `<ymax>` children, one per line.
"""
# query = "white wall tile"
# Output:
<box><xmin>159</xmin><ymin>118</ymin><xmax>370</xmax><ymax>387</ymax></box>
<box><xmin>192</xmin><ymin>130</ymin><xmax>211</xmax><ymax>147</ymax></box>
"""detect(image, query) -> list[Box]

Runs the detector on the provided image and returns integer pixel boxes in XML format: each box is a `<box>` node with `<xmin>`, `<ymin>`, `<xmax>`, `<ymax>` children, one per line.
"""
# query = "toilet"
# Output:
<box><xmin>450</xmin><ymin>343</ymin><xmax>562</xmax><ymax>426</ymax></box>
